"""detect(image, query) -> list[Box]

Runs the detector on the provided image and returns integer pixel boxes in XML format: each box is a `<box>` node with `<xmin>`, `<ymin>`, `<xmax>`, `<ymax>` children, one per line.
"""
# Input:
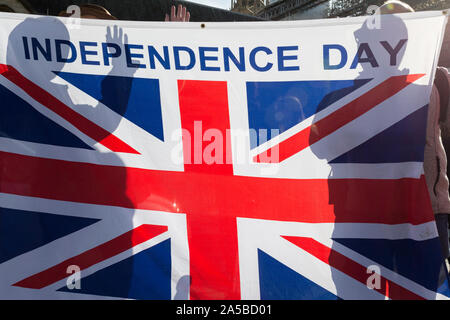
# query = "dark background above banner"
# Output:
<box><xmin>2</xmin><ymin>0</ymin><xmax>264</xmax><ymax>21</ymax></box>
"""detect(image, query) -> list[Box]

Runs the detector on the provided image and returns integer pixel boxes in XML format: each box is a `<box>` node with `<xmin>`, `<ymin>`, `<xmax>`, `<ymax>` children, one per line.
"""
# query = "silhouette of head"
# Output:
<box><xmin>353</xmin><ymin>1</ymin><xmax>411</xmax><ymax>76</ymax></box>
<box><xmin>6</xmin><ymin>16</ymin><xmax>70</xmax><ymax>79</ymax></box>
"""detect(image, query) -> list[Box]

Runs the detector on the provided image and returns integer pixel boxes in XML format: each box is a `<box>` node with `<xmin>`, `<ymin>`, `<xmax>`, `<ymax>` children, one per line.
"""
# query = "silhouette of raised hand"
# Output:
<box><xmin>105</xmin><ymin>25</ymin><xmax>137</xmax><ymax>77</ymax></box>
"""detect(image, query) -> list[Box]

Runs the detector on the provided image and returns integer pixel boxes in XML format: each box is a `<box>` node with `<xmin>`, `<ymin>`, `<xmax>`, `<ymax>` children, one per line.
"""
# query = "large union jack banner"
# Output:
<box><xmin>0</xmin><ymin>10</ymin><xmax>449</xmax><ymax>300</ymax></box>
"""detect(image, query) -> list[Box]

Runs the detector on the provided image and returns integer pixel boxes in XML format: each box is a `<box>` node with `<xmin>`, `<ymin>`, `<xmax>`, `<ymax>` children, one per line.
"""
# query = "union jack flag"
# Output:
<box><xmin>0</xmin><ymin>62</ymin><xmax>448</xmax><ymax>300</ymax></box>
<box><xmin>0</xmin><ymin>18</ymin><xmax>449</xmax><ymax>300</ymax></box>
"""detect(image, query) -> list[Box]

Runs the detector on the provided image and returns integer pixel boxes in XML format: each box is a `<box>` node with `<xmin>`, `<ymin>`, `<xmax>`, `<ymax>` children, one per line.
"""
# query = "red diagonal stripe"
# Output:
<box><xmin>255</xmin><ymin>74</ymin><xmax>425</xmax><ymax>163</ymax></box>
<box><xmin>283</xmin><ymin>236</ymin><xmax>425</xmax><ymax>300</ymax></box>
<box><xmin>13</xmin><ymin>224</ymin><xmax>168</xmax><ymax>289</ymax></box>
<box><xmin>0</xmin><ymin>64</ymin><xmax>139</xmax><ymax>154</ymax></box>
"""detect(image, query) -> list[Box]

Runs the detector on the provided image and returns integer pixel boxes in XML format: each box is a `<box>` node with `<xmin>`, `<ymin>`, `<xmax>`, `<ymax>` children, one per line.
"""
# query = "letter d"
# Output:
<box><xmin>56</xmin><ymin>40</ymin><xmax>77</xmax><ymax>63</ymax></box>
<box><xmin>174</xmin><ymin>46</ymin><xmax>196</xmax><ymax>70</ymax></box>
<box><xmin>323</xmin><ymin>44</ymin><xmax>348</xmax><ymax>70</ymax></box>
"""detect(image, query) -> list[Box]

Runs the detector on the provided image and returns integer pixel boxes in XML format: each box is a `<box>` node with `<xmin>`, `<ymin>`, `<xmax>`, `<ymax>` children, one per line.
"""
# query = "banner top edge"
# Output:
<box><xmin>0</xmin><ymin>9</ymin><xmax>446</xmax><ymax>30</ymax></box>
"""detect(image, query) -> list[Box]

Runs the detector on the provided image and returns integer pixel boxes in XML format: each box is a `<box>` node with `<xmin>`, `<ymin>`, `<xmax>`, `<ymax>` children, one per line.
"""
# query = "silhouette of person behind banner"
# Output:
<box><xmin>0</xmin><ymin>15</ymin><xmax>143</xmax><ymax>298</ymax></box>
<box><xmin>308</xmin><ymin>10</ymin><xmax>444</xmax><ymax>299</ymax></box>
